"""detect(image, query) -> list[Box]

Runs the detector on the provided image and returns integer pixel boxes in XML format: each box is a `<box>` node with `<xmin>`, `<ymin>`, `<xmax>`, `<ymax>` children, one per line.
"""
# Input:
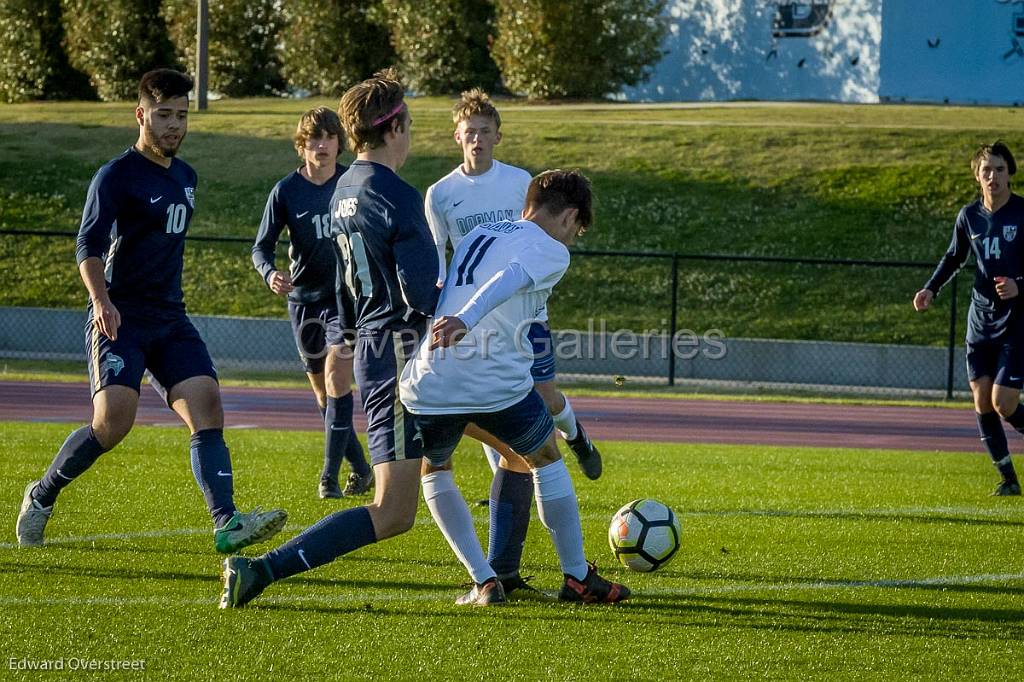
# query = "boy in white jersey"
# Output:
<box><xmin>401</xmin><ymin>170</ymin><xmax>629</xmax><ymax>605</ymax></box>
<box><xmin>425</xmin><ymin>90</ymin><xmax>601</xmax><ymax>480</ymax></box>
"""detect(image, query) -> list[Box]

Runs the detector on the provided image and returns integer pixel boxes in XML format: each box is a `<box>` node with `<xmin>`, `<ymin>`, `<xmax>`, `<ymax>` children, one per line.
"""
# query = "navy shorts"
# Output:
<box><xmin>85</xmin><ymin>310</ymin><xmax>217</xmax><ymax>405</ymax></box>
<box><xmin>353</xmin><ymin>324</ymin><xmax>425</xmax><ymax>466</ymax></box>
<box><xmin>411</xmin><ymin>390</ymin><xmax>555</xmax><ymax>467</ymax></box>
<box><xmin>528</xmin><ymin>321</ymin><xmax>556</xmax><ymax>384</ymax></box>
<box><xmin>288</xmin><ymin>299</ymin><xmax>342</xmax><ymax>374</ymax></box>
<box><xmin>966</xmin><ymin>339</ymin><xmax>1024</xmax><ymax>389</ymax></box>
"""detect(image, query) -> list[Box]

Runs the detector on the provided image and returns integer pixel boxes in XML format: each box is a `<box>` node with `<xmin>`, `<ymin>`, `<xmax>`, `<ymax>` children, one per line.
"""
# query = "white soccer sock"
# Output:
<box><xmin>532</xmin><ymin>459</ymin><xmax>588</xmax><ymax>580</ymax></box>
<box><xmin>553</xmin><ymin>397</ymin><xmax>578</xmax><ymax>440</ymax></box>
<box><xmin>422</xmin><ymin>471</ymin><xmax>495</xmax><ymax>585</ymax></box>
<box><xmin>481</xmin><ymin>444</ymin><xmax>502</xmax><ymax>474</ymax></box>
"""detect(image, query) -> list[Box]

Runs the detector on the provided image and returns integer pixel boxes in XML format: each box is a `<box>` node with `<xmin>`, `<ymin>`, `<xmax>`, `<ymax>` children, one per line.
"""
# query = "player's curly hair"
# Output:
<box><xmin>338</xmin><ymin>67</ymin><xmax>407</xmax><ymax>153</ymax></box>
<box><xmin>293</xmin><ymin>107</ymin><xmax>344</xmax><ymax>158</ymax></box>
<box><xmin>452</xmin><ymin>88</ymin><xmax>501</xmax><ymax>130</ymax></box>
<box><xmin>526</xmin><ymin>169</ymin><xmax>594</xmax><ymax>229</ymax></box>
<box><xmin>138</xmin><ymin>69</ymin><xmax>193</xmax><ymax>106</ymax></box>
<box><xmin>972</xmin><ymin>141</ymin><xmax>1017</xmax><ymax>176</ymax></box>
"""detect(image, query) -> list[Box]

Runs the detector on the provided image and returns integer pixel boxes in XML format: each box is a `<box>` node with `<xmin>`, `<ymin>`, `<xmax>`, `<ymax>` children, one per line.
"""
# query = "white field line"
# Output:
<box><xmin>1</xmin><ymin>573</ymin><xmax>1022</xmax><ymax>608</ymax></box>
<box><xmin>3</xmin><ymin>506</ymin><xmax>1021</xmax><ymax>551</ymax></box>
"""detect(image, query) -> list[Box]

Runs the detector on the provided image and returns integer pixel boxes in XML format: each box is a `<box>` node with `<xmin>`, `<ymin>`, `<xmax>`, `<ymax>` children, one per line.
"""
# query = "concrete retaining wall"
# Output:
<box><xmin>0</xmin><ymin>306</ymin><xmax>966</xmax><ymax>392</ymax></box>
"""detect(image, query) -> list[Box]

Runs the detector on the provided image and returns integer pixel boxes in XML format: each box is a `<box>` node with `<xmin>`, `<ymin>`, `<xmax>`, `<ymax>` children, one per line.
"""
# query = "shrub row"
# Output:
<box><xmin>0</xmin><ymin>0</ymin><xmax>667</xmax><ymax>102</ymax></box>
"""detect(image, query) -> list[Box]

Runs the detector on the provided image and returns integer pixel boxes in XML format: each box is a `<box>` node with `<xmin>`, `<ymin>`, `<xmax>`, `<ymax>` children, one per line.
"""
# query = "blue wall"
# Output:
<box><xmin>621</xmin><ymin>0</ymin><xmax>1023</xmax><ymax>105</ymax></box>
<box><xmin>879</xmin><ymin>0</ymin><xmax>1024</xmax><ymax>104</ymax></box>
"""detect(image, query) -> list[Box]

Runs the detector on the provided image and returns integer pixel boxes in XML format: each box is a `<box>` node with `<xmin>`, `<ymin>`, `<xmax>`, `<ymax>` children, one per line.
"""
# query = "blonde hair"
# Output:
<box><xmin>452</xmin><ymin>88</ymin><xmax>500</xmax><ymax>130</ymax></box>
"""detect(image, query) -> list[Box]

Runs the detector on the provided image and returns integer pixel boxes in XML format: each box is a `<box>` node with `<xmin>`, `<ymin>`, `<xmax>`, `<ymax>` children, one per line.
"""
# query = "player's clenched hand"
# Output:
<box><xmin>994</xmin><ymin>276</ymin><xmax>1019</xmax><ymax>300</ymax></box>
<box><xmin>430</xmin><ymin>316</ymin><xmax>468</xmax><ymax>350</ymax></box>
<box><xmin>268</xmin><ymin>270</ymin><xmax>294</xmax><ymax>296</ymax></box>
<box><xmin>92</xmin><ymin>298</ymin><xmax>121</xmax><ymax>340</ymax></box>
<box><xmin>912</xmin><ymin>289</ymin><xmax>934</xmax><ymax>311</ymax></box>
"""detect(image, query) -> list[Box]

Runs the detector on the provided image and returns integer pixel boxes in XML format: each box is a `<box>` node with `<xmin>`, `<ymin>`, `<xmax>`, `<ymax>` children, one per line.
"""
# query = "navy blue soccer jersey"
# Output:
<box><xmin>75</xmin><ymin>147</ymin><xmax>197</xmax><ymax>317</ymax></box>
<box><xmin>252</xmin><ymin>164</ymin><xmax>345</xmax><ymax>304</ymax></box>
<box><xmin>925</xmin><ymin>193</ymin><xmax>1024</xmax><ymax>342</ymax></box>
<box><xmin>329</xmin><ymin>160</ymin><xmax>439</xmax><ymax>331</ymax></box>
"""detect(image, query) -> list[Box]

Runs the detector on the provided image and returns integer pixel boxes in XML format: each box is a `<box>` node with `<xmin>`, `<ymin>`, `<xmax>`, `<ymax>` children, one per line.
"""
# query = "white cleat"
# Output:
<box><xmin>16</xmin><ymin>480</ymin><xmax>53</xmax><ymax>547</ymax></box>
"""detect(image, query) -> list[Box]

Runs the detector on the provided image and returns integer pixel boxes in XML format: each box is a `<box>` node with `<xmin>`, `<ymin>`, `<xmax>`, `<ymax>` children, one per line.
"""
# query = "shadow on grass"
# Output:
<box><xmin>697</xmin><ymin>508</ymin><xmax>1024</xmax><ymax>528</ymax></box>
<box><xmin>0</xmin><ymin>559</ymin><xmax>218</xmax><ymax>584</ymax></box>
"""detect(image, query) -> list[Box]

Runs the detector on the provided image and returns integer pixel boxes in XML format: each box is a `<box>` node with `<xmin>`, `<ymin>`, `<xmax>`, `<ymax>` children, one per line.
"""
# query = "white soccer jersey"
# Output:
<box><xmin>400</xmin><ymin>219</ymin><xmax>569</xmax><ymax>415</ymax></box>
<box><xmin>424</xmin><ymin>160</ymin><xmax>532</xmax><ymax>281</ymax></box>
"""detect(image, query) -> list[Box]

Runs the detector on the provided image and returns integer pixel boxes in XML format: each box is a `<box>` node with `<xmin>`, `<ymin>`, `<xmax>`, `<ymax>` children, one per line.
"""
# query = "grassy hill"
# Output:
<box><xmin>3</xmin><ymin>98</ymin><xmax>1022</xmax><ymax>344</ymax></box>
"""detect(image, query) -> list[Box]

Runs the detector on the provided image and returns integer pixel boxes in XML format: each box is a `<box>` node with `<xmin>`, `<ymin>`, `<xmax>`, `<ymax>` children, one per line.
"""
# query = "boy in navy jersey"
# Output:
<box><xmin>16</xmin><ymin>69</ymin><xmax>287</xmax><ymax>551</ymax></box>
<box><xmin>915</xmin><ymin>141</ymin><xmax>1024</xmax><ymax>496</ymax></box>
<box><xmin>220</xmin><ymin>68</ymin><xmax>440</xmax><ymax>608</ymax></box>
<box><xmin>253</xmin><ymin>108</ymin><xmax>372</xmax><ymax>499</ymax></box>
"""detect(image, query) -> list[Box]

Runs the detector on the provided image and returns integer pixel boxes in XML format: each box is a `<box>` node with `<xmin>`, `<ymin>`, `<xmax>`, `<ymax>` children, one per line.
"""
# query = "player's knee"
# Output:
<box><xmin>373</xmin><ymin>507</ymin><xmax>417</xmax><ymax>539</ymax></box>
<box><xmin>91</xmin><ymin>416</ymin><xmax>132</xmax><ymax>449</ymax></box>
<box><xmin>994</xmin><ymin>395</ymin><xmax>1019</xmax><ymax>418</ymax></box>
<box><xmin>972</xmin><ymin>384</ymin><xmax>994</xmax><ymax>412</ymax></box>
<box><xmin>523</xmin><ymin>440</ymin><xmax>562</xmax><ymax>469</ymax></box>
<box><xmin>536</xmin><ymin>383</ymin><xmax>563</xmax><ymax>413</ymax></box>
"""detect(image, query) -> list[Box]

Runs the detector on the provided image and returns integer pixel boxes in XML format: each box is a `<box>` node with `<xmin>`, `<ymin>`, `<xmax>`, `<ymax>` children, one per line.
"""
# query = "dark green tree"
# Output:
<box><xmin>279</xmin><ymin>0</ymin><xmax>395</xmax><ymax>97</ymax></box>
<box><xmin>161</xmin><ymin>0</ymin><xmax>285</xmax><ymax>97</ymax></box>
<box><xmin>0</xmin><ymin>0</ymin><xmax>92</xmax><ymax>102</ymax></box>
<box><xmin>492</xmin><ymin>0</ymin><xmax>668</xmax><ymax>99</ymax></box>
<box><xmin>376</xmin><ymin>0</ymin><xmax>500</xmax><ymax>95</ymax></box>
<box><xmin>61</xmin><ymin>0</ymin><xmax>177</xmax><ymax>101</ymax></box>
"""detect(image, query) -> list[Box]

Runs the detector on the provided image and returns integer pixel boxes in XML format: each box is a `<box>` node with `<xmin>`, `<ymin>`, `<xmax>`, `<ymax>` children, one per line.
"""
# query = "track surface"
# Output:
<box><xmin>0</xmin><ymin>380</ymin><xmax>980</xmax><ymax>453</ymax></box>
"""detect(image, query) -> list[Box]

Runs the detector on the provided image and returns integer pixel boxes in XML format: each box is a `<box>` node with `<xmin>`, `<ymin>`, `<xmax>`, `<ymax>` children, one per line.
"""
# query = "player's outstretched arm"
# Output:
<box><xmin>78</xmin><ymin>257</ymin><xmax>121</xmax><ymax>340</ymax></box>
<box><xmin>450</xmin><ymin>263</ymin><xmax>533</xmax><ymax>333</ymax></box>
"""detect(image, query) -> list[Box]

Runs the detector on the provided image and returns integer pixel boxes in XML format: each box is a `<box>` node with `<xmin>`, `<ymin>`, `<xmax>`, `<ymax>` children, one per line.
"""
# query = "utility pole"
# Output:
<box><xmin>196</xmin><ymin>0</ymin><xmax>209</xmax><ymax>111</ymax></box>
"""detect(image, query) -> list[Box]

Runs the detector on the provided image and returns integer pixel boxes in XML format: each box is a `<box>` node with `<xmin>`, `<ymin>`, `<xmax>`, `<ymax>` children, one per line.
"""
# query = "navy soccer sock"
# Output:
<box><xmin>190</xmin><ymin>429</ymin><xmax>237</xmax><ymax>528</ymax></box>
<box><xmin>324</xmin><ymin>394</ymin><xmax>369</xmax><ymax>480</ymax></box>
<box><xmin>33</xmin><ymin>425</ymin><xmax>108</xmax><ymax>508</ymax></box>
<box><xmin>262</xmin><ymin>506</ymin><xmax>377</xmax><ymax>580</ymax></box>
<box><xmin>487</xmin><ymin>467</ymin><xmax>534</xmax><ymax>579</ymax></box>
<box><xmin>978</xmin><ymin>411</ymin><xmax>1018</xmax><ymax>484</ymax></box>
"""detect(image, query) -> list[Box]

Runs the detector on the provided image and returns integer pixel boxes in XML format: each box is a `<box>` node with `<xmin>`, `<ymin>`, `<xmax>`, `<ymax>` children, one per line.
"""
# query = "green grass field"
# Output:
<box><xmin>2</xmin><ymin>99</ymin><xmax>1020</xmax><ymax>343</ymax></box>
<box><xmin>2</xmin><ymin>421</ymin><xmax>1022</xmax><ymax>679</ymax></box>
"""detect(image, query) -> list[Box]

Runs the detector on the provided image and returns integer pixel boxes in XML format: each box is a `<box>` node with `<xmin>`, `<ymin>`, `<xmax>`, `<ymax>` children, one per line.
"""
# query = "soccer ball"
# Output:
<box><xmin>607</xmin><ymin>499</ymin><xmax>681</xmax><ymax>572</ymax></box>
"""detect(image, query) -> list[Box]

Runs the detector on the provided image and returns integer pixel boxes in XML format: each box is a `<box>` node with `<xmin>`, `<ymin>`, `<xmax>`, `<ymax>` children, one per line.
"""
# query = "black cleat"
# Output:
<box><xmin>992</xmin><ymin>480</ymin><xmax>1022</xmax><ymax>496</ymax></box>
<box><xmin>558</xmin><ymin>562</ymin><xmax>630</xmax><ymax>604</ymax></box>
<box><xmin>500</xmin><ymin>574</ymin><xmax>555</xmax><ymax>602</ymax></box>
<box><xmin>342</xmin><ymin>471</ymin><xmax>374</xmax><ymax>497</ymax></box>
<box><xmin>455</xmin><ymin>577</ymin><xmax>506</xmax><ymax>606</ymax></box>
<box><xmin>319</xmin><ymin>477</ymin><xmax>342</xmax><ymax>499</ymax></box>
<box><xmin>220</xmin><ymin>556</ymin><xmax>274</xmax><ymax>608</ymax></box>
<box><xmin>565</xmin><ymin>421</ymin><xmax>602</xmax><ymax>480</ymax></box>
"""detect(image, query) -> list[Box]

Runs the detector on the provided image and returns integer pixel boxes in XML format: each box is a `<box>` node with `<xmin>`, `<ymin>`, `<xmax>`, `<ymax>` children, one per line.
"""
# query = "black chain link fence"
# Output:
<box><xmin>0</xmin><ymin>229</ymin><xmax>970</xmax><ymax>397</ymax></box>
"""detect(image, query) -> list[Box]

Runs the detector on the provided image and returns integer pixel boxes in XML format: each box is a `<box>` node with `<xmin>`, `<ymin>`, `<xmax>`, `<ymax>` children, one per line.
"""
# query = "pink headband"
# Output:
<box><xmin>372</xmin><ymin>101</ymin><xmax>405</xmax><ymax>127</ymax></box>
